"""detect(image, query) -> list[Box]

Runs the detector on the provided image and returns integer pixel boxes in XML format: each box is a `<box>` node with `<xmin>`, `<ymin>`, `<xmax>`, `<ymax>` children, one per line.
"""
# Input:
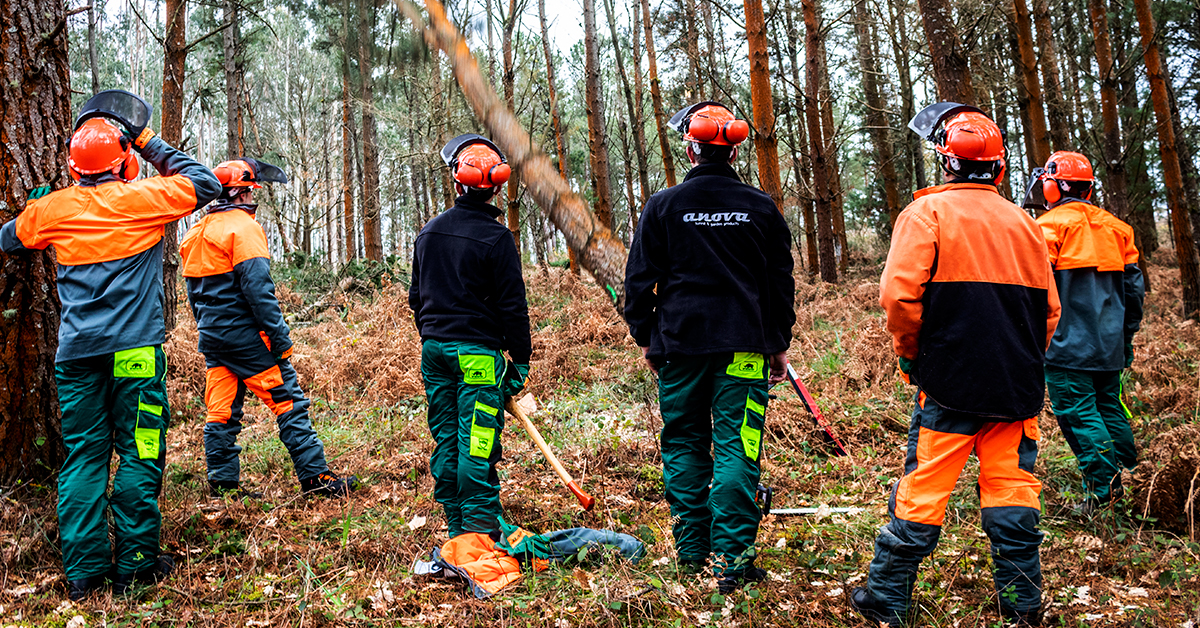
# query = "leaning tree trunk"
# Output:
<box><xmin>803</xmin><ymin>0</ymin><xmax>837</xmax><ymax>283</ymax></box>
<box><xmin>743</xmin><ymin>0</ymin><xmax>784</xmax><ymax>212</ymax></box>
<box><xmin>583</xmin><ymin>0</ymin><xmax>615</xmax><ymax>230</ymax></box>
<box><xmin>160</xmin><ymin>0</ymin><xmax>187</xmax><ymax>331</ymax></box>
<box><xmin>359</xmin><ymin>0</ymin><xmax>383</xmax><ymax>261</ymax></box>
<box><xmin>397</xmin><ymin>0</ymin><xmax>629</xmax><ymax>308</ymax></box>
<box><xmin>642</xmin><ymin>0</ymin><xmax>677</xmax><ymax>187</ymax></box>
<box><xmin>0</xmin><ymin>0</ymin><xmax>69</xmax><ymax>482</ymax></box>
<box><xmin>916</xmin><ymin>0</ymin><xmax>975</xmax><ymax>104</ymax></box>
<box><xmin>1134</xmin><ymin>0</ymin><xmax>1200</xmax><ymax>317</ymax></box>
<box><xmin>1010</xmin><ymin>0</ymin><xmax>1050</xmax><ymax>168</ymax></box>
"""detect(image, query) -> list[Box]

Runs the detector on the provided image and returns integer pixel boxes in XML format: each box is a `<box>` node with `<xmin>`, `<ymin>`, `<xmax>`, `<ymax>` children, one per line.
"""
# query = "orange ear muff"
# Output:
<box><xmin>454</xmin><ymin>163</ymin><xmax>486</xmax><ymax>188</ymax></box>
<box><xmin>118</xmin><ymin>153</ymin><xmax>139</xmax><ymax>181</ymax></box>
<box><xmin>723</xmin><ymin>120</ymin><xmax>750</xmax><ymax>145</ymax></box>
<box><xmin>688</xmin><ymin>116</ymin><xmax>721</xmax><ymax>143</ymax></box>
<box><xmin>1043</xmin><ymin>179</ymin><xmax>1061</xmax><ymax>204</ymax></box>
<box><xmin>488</xmin><ymin>162</ymin><xmax>511</xmax><ymax>186</ymax></box>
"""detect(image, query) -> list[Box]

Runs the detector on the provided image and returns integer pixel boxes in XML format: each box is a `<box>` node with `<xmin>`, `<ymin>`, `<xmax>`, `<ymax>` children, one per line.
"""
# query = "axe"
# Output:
<box><xmin>504</xmin><ymin>398</ymin><xmax>596</xmax><ymax>511</ymax></box>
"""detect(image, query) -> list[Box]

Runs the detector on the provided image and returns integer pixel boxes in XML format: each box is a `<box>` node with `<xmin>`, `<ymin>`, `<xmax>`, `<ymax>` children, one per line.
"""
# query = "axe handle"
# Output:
<box><xmin>504</xmin><ymin>399</ymin><xmax>597</xmax><ymax>511</ymax></box>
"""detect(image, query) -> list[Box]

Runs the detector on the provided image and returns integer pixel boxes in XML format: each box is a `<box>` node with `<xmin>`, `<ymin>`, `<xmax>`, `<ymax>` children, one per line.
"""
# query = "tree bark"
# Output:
<box><xmin>502</xmin><ymin>0</ymin><xmax>520</xmax><ymax>250</ymax></box>
<box><xmin>642</xmin><ymin>0</ymin><xmax>677</xmax><ymax>187</ymax></box>
<box><xmin>681</xmin><ymin>0</ymin><xmax>702</xmax><ymax>98</ymax></box>
<box><xmin>0</xmin><ymin>0</ymin><xmax>69</xmax><ymax>482</ymax></box>
<box><xmin>1087</xmin><ymin>0</ymin><xmax>1130</xmax><ymax>223</ymax></box>
<box><xmin>604</xmin><ymin>0</ymin><xmax>650</xmax><ymax>209</ymax></box>
<box><xmin>1032</xmin><ymin>0</ymin><xmax>1069</xmax><ymax>151</ymax></box>
<box><xmin>803</xmin><ymin>0</ymin><xmax>836</xmax><ymax>283</ymax></box>
<box><xmin>854</xmin><ymin>0</ymin><xmax>901</xmax><ymax>231</ymax></box>
<box><xmin>785</xmin><ymin>2</ymin><xmax>817</xmax><ymax>273</ymax></box>
<box><xmin>743</xmin><ymin>0</ymin><xmax>783</xmax><ymax>212</ymax></box>
<box><xmin>630</xmin><ymin>0</ymin><xmax>650</xmax><ymax>205</ymax></box>
<box><xmin>358</xmin><ymin>0</ymin><xmax>383</xmax><ymax>261</ymax></box>
<box><xmin>399</xmin><ymin>0</ymin><xmax>629</xmax><ymax>308</ymax></box>
<box><xmin>1134</xmin><ymin>0</ymin><xmax>1199</xmax><ymax>316</ymax></box>
<box><xmin>1010</xmin><ymin>0</ymin><xmax>1050</xmax><ymax>168</ymax></box>
<box><xmin>160</xmin><ymin>0</ymin><xmax>188</xmax><ymax>332</ymax></box>
<box><xmin>916</xmin><ymin>0</ymin><xmax>975</xmax><ymax>104</ymax></box>
<box><xmin>223</xmin><ymin>0</ymin><xmax>243</xmax><ymax>158</ymax></box>
<box><xmin>87</xmin><ymin>3</ymin><xmax>100</xmax><ymax>93</ymax></box>
<box><xmin>817</xmin><ymin>22</ymin><xmax>846</xmax><ymax>270</ymax></box>
<box><xmin>583</xmin><ymin>0</ymin><xmax>615</xmax><ymax>230</ymax></box>
<box><xmin>341</xmin><ymin>72</ymin><xmax>357</xmax><ymax>262</ymax></box>
<box><xmin>886</xmin><ymin>0</ymin><xmax>925</xmax><ymax>191</ymax></box>
<box><xmin>537</xmin><ymin>0</ymin><xmax>578</xmax><ymax>273</ymax></box>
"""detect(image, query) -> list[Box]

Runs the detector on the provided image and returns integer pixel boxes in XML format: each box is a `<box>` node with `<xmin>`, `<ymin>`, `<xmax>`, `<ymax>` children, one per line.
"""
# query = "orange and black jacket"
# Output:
<box><xmin>180</xmin><ymin>203</ymin><xmax>291</xmax><ymax>356</ymax></box>
<box><xmin>880</xmin><ymin>183</ymin><xmax>1061</xmax><ymax>419</ymax></box>
<box><xmin>0</xmin><ymin>137</ymin><xmax>220</xmax><ymax>362</ymax></box>
<box><xmin>1037</xmin><ymin>199</ymin><xmax>1143</xmax><ymax>371</ymax></box>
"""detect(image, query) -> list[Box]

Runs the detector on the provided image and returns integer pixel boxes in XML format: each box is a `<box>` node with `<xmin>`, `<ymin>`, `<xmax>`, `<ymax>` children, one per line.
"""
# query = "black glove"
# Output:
<box><xmin>502</xmin><ymin>361</ymin><xmax>529</xmax><ymax>399</ymax></box>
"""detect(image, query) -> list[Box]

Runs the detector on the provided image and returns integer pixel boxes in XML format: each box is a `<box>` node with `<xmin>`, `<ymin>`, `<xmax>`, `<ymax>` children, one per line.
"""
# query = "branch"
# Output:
<box><xmin>39</xmin><ymin>5</ymin><xmax>91</xmax><ymax>47</ymax></box>
<box><xmin>183</xmin><ymin>19</ymin><xmax>234</xmax><ymax>53</ymax></box>
<box><xmin>129</xmin><ymin>1</ymin><xmax>167</xmax><ymax>48</ymax></box>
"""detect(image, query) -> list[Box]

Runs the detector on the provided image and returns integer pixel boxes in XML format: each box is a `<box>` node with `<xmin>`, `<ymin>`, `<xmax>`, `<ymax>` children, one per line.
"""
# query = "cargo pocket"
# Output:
<box><xmin>459</xmin><ymin>353</ymin><xmax>497</xmax><ymax>386</ymax></box>
<box><xmin>115</xmin><ymin>346</ymin><xmax>156</xmax><ymax>379</ymax></box>
<box><xmin>740</xmin><ymin>395</ymin><xmax>766</xmax><ymax>461</ymax></box>
<box><xmin>726</xmin><ymin>352</ymin><xmax>766</xmax><ymax>380</ymax></box>
<box><xmin>135</xmin><ymin>391</ymin><xmax>166</xmax><ymax>460</ymax></box>
<box><xmin>470</xmin><ymin>401</ymin><xmax>499</xmax><ymax>459</ymax></box>
<box><xmin>1018</xmin><ymin>417</ymin><xmax>1039</xmax><ymax>473</ymax></box>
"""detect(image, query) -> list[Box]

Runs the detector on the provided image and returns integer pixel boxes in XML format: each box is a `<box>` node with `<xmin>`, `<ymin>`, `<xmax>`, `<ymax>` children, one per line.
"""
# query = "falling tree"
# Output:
<box><xmin>0</xmin><ymin>0</ymin><xmax>69</xmax><ymax>482</ymax></box>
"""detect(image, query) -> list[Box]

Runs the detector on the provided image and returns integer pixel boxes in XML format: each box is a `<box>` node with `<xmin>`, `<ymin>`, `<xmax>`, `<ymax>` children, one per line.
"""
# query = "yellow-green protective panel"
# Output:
<box><xmin>726</xmin><ymin>352</ymin><xmax>765</xmax><ymax>379</ymax></box>
<box><xmin>114</xmin><ymin>346</ymin><xmax>156</xmax><ymax>378</ymax></box>
<box><xmin>459</xmin><ymin>354</ymin><xmax>497</xmax><ymax>385</ymax></box>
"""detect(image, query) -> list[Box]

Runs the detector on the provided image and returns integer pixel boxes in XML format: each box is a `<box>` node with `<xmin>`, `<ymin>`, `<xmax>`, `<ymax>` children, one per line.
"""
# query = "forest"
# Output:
<box><xmin>2</xmin><ymin>0</ymin><xmax>1200</xmax><ymax>625</ymax></box>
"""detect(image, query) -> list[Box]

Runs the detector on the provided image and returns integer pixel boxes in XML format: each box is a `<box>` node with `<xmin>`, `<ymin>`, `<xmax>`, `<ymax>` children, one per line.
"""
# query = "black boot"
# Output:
<box><xmin>67</xmin><ymin>573</ymin><xmax>109</xmax><ymax>601</ymax></box>
<box><xmin>850</xmin><ymin>587</ymin><xmax>905</xmax><ymax>625</ymax></box>
<box><xmin>208</xmin><ymin>479</ymin><xmax>263</xmax><ymax>499</ymax></box>
<box><xmin>113</xmin><ymin>555</ymin><xmax>175</xmax><ymax>595</ymax></box>
<box><xmin>716</xmin><ymin>566</ymin><xmax>767</xmax><ymax>594</ymax></box>
<box><xmin>300</xmin><ymin>471</ymin><xmax>360</xmax><ymax>498</ymax></box>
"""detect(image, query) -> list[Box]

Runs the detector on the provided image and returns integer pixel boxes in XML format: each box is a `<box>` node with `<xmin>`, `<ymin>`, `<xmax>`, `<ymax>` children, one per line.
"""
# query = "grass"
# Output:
<box><xmin>1</xmin><ymin>263</ymin><xmax>1198</xmax><ymax>626</ymax></box>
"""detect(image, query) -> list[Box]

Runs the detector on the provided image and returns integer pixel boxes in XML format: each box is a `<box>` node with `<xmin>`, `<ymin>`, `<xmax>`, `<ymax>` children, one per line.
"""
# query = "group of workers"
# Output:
<box><xmin>0</xmin><ymin>88</ymin><xmax>1143</xmax><ymax>628</ymax></box>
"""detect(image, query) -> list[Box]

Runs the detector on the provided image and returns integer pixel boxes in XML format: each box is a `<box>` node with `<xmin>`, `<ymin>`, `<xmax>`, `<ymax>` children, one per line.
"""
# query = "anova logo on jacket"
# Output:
<box><xmin>682</xmin><ymin>211</ymin><xmax>750</xmax><ymax>227</ymax></box>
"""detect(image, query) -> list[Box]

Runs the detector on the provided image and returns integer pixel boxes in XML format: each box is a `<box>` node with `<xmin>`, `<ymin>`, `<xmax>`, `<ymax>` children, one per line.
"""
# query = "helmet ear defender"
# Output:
<box><xmin>684</xmin><ymin>110</ymin><xmax>750</xmax><ymax>145</ymax></box>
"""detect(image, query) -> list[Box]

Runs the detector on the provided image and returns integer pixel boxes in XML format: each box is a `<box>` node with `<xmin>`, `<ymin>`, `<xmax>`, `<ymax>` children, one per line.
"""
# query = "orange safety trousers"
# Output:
<box><xmin>863</xmin><ymin>390</ymin><xmax>1044</xmax><ymax>620</ymax></box>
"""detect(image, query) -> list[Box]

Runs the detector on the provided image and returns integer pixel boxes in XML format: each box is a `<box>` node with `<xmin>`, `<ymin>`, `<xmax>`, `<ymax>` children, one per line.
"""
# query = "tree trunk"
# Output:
<box><xmin>887</xmin><ymin>0</ymin><xmax>925</xmax><ymax>191</ymax></box>
<box><xmin>0</xmin><ymin>0</ymin><xmax>69</xmax><ymax>482</ymax></box>
<box><xmin>785</xmin><ymin>2</ymin><xmax>817</xmax><ymax>273</ymax></box>
<box><xmin>88</xmin><ymin>3</ymin><xmax>100</xmax><ymax>93</ymax></box>
<box><xmin>630</xmin><ymin>0</ymin><xmax>650</xmax><ymax>205</ymax></box>
<box><xmin>160</xmin><ymin>0</ymin><xmax>188</xmax><ymax>332</ymax></box>
<box><xmin>223</xmin><ymin>0</ymin><xmax>243</xmax><ymax>158</ymax></box>
<box><xmin>400</xmin><ymin>0</ymin><xmax>629</xmax><ymax>308</ymax></box>
<box><xmin>1010</xmin><ymin>0</ymin><xmax>1050</xmax><ymax>168</ymax></box>
<box><xmin>642</xmin><ymin>0</ymin><xmax>677</xmax><ymax>187</ymax></box>
<box><xmin>803</xmin><ymin>0</ymin><xmax>836</xmax><ymax>283</ymax></box>
<box><xmin>604</xmin><ymin>0</ymin><xmax>650</xmax><ymax>210</ymax></box>
<box><xmin>502</xmin><ymin>0</ymin><xmax>520</xmax><ymax>250</ymax></box>
<box><xmin>916</xmin><ymin>0</ymin><xmax>975</xmax><ymax>104</ymax></box>
<box><xmin>358</xmin><ymin>0</ymin><xmax>383</xmax><ymax>261</ymax></box>
<box><xmin>1032</xmin><ymin>0</ymin><xmax>1069</xmax><ymax>151</ymax></box>
<box><xmin>854</xmin><ymin>0</ymin><xmax>901</xmax><ymax>231</ymax></box>
<box><xmin>681</xmin><ymin>0</ymin><xmax>702</xmax><ymax>98</ymax></box>
<box><xmin>1087</xmin><ymin>0</ymin><xmax>1131</xmax><ymax>224</ymax></box>
<box><xmin>583</xmin><ymin>0</ymin><xmax>614</xmax><ymax>230</ymax></box>
<box><xmin>1134</xmin><ymin>0</ymin><xmax>1199</xmax><ymax>316</ymax></box>
<box><xmin>817</xmin><ymin>26</ymin><xmax>846</xmax><ymax>270</ymax></box>
<box><xmin>341</xmin><ymin>73</ymin><xmax>356</xmax><ymax>262</ymax></box>
<box><xmin>743</xmin><ymin>0</ymin><xmax>783</xmax><ymax>212</ymax></box>
<box><xmin>537</xmin><ymin>0</ymin><xmax>579</xmax><ymax>273</ymax></box>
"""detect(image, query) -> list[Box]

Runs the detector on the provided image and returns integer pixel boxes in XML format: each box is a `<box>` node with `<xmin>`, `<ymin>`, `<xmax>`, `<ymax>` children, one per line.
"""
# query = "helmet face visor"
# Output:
<box><xmin>75</xmin><ymin>90</ymin><xmax>153</xmax><ymax>136</ymax></box>
<box><xmin>1020</xmin><ymin>167</ymin><xmax>1048</xmax><ymax>210</ymax></box>
<box><xmin>241</xmin><ymin>157</ymin><xmax>288</xmax><ymax>184</ymax></box>
<box><xmin>907</xmin><ymin>101</ymin><xmax>984</xmax><ymax>140</ymax></box>
<box><xmin>441</xmin><ymin>133</ymin><xmax>505</xmax><ymax>168</ymax></box>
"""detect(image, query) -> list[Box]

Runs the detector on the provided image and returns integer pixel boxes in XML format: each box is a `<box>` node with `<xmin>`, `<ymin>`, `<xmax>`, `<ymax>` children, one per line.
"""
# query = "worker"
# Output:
<box><xmin>852</xmin><ymin>103</ymin><xmax>1061</xmax><ymax>627</ymax></box>
<box><xmin>180</xmin><ymin>157</ymin><xmax>358</xmax><ymax>499</ymax></box>
<box><xmin>0</xmin><ymin>95</ymin><xmax>220</xmax><ymax>600</ymax></box>
<box><xmin>623</xmin><ymin>101</ymin><xmax>795</xmax><ymax>593</ymax></box>
<box><xmin>409</xmin><ymin>134</ymin><xmax>531</xmax><ymax>540</ymax></box>
<box><xmin>1035</xmin><ymin>151</ymin><xmax>1144</xmax><ymax>515</ymax></box>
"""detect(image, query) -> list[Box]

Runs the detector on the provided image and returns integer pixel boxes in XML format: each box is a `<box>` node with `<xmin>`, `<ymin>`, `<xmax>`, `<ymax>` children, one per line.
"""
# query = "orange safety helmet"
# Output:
<box><xmin>213</xmin><ymin>159</ymin><xmax>264</xmax><ymax>189</ymax></box>
<box><xmin>671</xmin><ymin>102</ymin><xmax>750</xmax><ymax>146</ymax></box>
<box><xmin>440</xmin><ymin>135</ymin><xmax>511</xmax><ymax>190</ymax></box>
<box><xmin>1041</xmin><ymin>151</ymin><xmax>1094</xmax><ymax>204</ymax></box>
<box><xmin>68</xmin><ymin>118</ymin><xmax>139</xmax><ymax>181</ymax></box>
<box><xmin>934</xmin><ymin>111</ymin><xmax>1006</xmax><ymax>162</ymax></box>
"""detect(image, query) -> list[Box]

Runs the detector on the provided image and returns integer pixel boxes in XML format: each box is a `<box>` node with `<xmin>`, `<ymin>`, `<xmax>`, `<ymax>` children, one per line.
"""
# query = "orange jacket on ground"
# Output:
<box><xmin>0</xmin><ymin>137</ymin><xmax>220</xmax><ymax>361</ymax></box>
<box><xmin>1036</xmin><ymin>200</ymin><xmax>1144</xmax><ymax>371</ymax></box>
<box><xmin>181</xmin><ymin>203</ymin><xmax>291</xmax><ymax>356</ymax></box>
<box><xmin>880</xmin><ymin>183</ymin><xmax>1061</xmax><ymax>419</ymax></box>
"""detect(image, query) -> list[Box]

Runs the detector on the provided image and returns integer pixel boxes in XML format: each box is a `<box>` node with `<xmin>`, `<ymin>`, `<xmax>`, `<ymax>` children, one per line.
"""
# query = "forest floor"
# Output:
<box><xmin>2</xmin><ymin>255</ymin><xmax>1200</xmax><ymax>627</ymax></box>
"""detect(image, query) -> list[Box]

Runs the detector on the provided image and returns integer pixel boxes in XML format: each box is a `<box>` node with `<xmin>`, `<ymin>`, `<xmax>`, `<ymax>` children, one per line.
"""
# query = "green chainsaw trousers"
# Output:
<box><xmin>658</xmin><ymin>352</ymin><xmax>769</xmax><ymax>576</ymax></box>
<box><xmin>1045</xmin><ymin>366</ymin><xmax>1137</xmax><ymax>503</ymax></box>
<box><xmin>421</xmin><ymin>339</ymin><xmax>506</xmax><ymax>538</ymax></box>
<box><xmin>55</xmin><ymin>345</ymin><xmax>169</xmax><ymax>581</ymax></box>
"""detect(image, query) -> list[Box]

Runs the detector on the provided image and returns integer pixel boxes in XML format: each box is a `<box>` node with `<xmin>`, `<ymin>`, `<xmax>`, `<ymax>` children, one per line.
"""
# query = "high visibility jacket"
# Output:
<box><xmin>408</xmin><ymin>195</ymin><xmax>532</xmax><ymax>363</ymax></box>
<box><xmin>880</xmin><ymin>183</ymin><xmax>1061</xmax><ymax>419</ymax></box>
<box><xmin>0</xmin><ymin>137</ymin><xmax>220</xmax><ymax>361</ymax></box>
<box><xmin>180</xmin><ymin>203</ymin><xmax>291</xmax><ymax>356</ymax></box>
<box><xmin>624</xmin><ymin>162</ymin><xmax>795</xmax><ymax>360</ymax></box>
<box><xmin>1036</xmin><ymin>199</ymin><xmax>1144</xmax><ymax>371</ymax></box>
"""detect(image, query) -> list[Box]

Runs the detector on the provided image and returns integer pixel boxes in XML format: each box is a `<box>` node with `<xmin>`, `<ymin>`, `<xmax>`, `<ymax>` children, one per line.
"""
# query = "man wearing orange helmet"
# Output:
<box><xmin>409</xmin><ymin>134</ymin><xmax>530</xmax><ymax>540</ymax></box>
<box><xmin>0</xmin><ymin>91</ymin><xmax>220</xmax><ymax>600</ymax></box>
<box><xmin>852</xmin><ymin>103</ymin><xmax>1061</xmax><ymax>627</ymax></box>
<box><xmin>180</xmin><ymin>158</ymin><xmax>359</xmax><ymax>499</ymax></box>
<box><xmin>1033</xmin><ymin>151</ymin><xmax>1143</xmax><ymax>515</ymax></box>
<box><xmin>624</xmin><ymin>102</ymin><xmax>795</xmax><ymax>593</ymax></box>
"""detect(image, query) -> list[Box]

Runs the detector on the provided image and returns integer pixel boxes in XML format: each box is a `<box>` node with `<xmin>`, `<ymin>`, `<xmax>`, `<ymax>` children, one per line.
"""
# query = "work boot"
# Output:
<box><xmin>850</xmin><ymin>587</ymin><xmax>905</xmax><ymax>626</ymax></box>
<box><xmin>208</xmin><ymin>479</ymin><xmax>263</xmax><ymax>499</ymax></box>
<box><xmin>1002</xmin><ymin>605</ymin><xmax>1043</xmax><ymax>627</ymax></box>
<box><xmin>300</xmin><ymin>471</ymin><xmax>360</xmax><ymax>498</ymax></box>
<box><xmin>67</xmin><ymin>573</ymin><xmax>109</xmax><ymax>601</ymax></box>
<box><xmin>113</xmin><ymin>555</ymin><xmax>175</xmax><ymax>595</ymax></box>
<box><xmin>716</xmin><ymin>566</ymin><xmax>767</xmax><ymax>594</ymax></box>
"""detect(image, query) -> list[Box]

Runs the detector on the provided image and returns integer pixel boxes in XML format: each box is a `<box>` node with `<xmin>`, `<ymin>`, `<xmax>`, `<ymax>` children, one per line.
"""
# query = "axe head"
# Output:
<box><xmin>75</xmin><ymin>90</ymin><xmax>153</xmax><ymax>136</ymax></box>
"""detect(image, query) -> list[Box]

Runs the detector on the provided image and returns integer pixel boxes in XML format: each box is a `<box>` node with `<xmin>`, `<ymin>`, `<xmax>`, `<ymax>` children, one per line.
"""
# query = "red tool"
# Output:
<box><xmin>785</xmin><ymin>363</ymin><xmax>849</xmax><ymax>457</ymax></box>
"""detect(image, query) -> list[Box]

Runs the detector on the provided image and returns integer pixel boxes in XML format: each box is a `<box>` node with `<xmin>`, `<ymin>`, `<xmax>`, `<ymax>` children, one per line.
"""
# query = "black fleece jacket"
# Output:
<box><xmin>409</xmin><ymin>195</ymin><xmax>532</xmax><ymax>363</ymax></box>
<box><xmin>624</xmin><ymin>162</ymin><xmax>795</xmax><ymax>361</ymax></box>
